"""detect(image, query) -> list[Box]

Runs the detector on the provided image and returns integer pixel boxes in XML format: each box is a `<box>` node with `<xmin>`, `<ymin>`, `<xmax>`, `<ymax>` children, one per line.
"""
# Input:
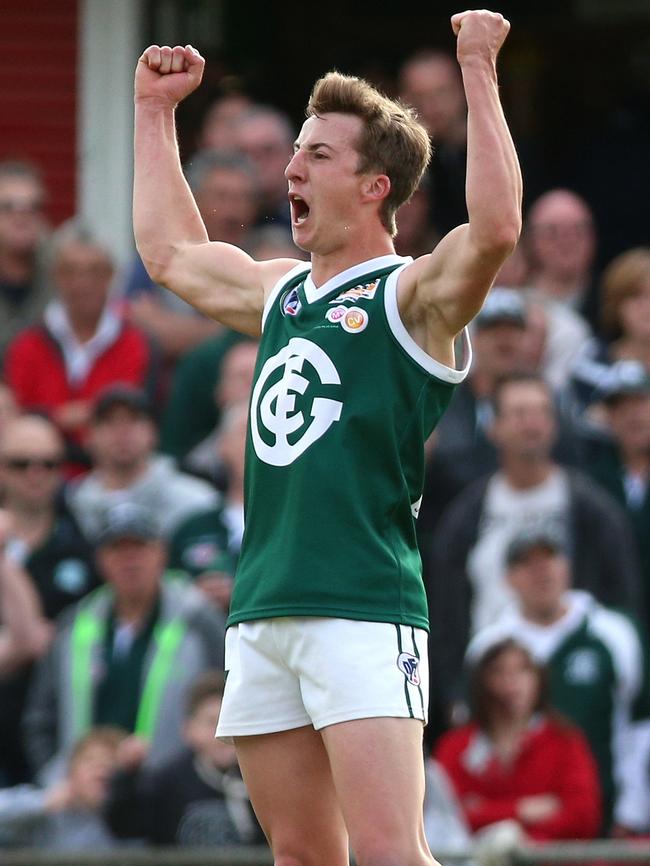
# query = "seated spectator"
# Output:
<box><xmin>67</xmin><ymin>385</ymin><xmax>219</xmax><ymax>542</ymax></box>
<box><xmin>427</xmin><ymin>373</ymin><xmax>643</xmax><ymax>738</ymax></box>
<box><xmin>183</xmin><ymin>340</ymin><xmax>258</xmax><ymax>483</ymax></box>
<box><xmin>572</xmin><ymin>249</ymin><xmax>650</xmax><ymax>416</ymax></box>
<box><xmin>105</xmin><ymin>671</ymin><xmax>262</xmax><ymax>846</ymax></box>
<box><xmin>233</xmin><ymin>106</ymin><xmax>294</xmax><ymax>227</ymax></box>
<box><xmin>435</xmin><ymin>638</ymin><xmax>601</xmax><ymax>840</ymax></box>
<box><xmin>467</xmin><ymin>527</ymin><xmax>650</xmax><ymax>832</ymax></box>
<box><xmin>420</xmin><ymin>289</ymin><xmax>581</xmax><ymax>537</ymax></box>
<box><xmin>125</xmin><ymin>150</ymin><xmax>260</xmax><ymax>364</ymax></box>
<box><xmin>23</xmin><ymin>503</ymin><xmax>226</xmax><ymax>783</ymax></box>
<box><xmin>3</xmin><ymin>221</ymin><xmax>156</xmax><ymax>459</ymax></box>
<box><xmin>0</xmin><ymin>415</ymin><xmax>99</xmax><ymax>785</ymax></box>
<box><xmin>395</xmin><ymin>181</ymin><xmax>439</xmax><ymax>259</ymax></box>
<box><xmin>197</xmin><ymin>91</ymin><xmax>252</xmax><ymax>152</ymax></box>
<box><xmin>580</xmin><ymin>362</ymin><xmax>650</xmax><ymax>630</ymax></box>
<box><xmin>0</xmin><ymin>727</ymin><xmax>127</xmax><ymax>850</ymax></box>
<box><xmin>523</xmin><ymin>189</ymin><xmax>597</xmax><ymax>319</ymax></box>
<box><xmin>0</xmin><ymin>509</ymin><xmax>50</xmax><ymax>681</ymax></box>
<box><xmin>0</xmin><ymin>161</ymin><xmax>50</xmax><ymax>356</ymax></box>
<box><xmin>171</xmin><ymin>401</ymin><xmax>248</xmax><ymax>614</ymax></box>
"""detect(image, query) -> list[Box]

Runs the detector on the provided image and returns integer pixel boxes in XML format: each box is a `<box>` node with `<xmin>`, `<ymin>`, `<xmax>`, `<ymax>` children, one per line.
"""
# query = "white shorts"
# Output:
<box><xmin>216</xmin><ymin>617</ymin><xmax>429</xmax><ymax>739</ymax></box>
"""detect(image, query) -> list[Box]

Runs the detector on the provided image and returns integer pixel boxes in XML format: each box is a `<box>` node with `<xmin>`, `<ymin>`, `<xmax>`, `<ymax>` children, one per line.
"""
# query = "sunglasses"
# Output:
<box><xmin>0</xmin><ymin>199</ymin><xmax>44</xmax><ymax>214</ymax></box>
<box><xmin>3</xmin><ymin>456</ymin><xmax>63</xmax><ymax>471</ymax></box>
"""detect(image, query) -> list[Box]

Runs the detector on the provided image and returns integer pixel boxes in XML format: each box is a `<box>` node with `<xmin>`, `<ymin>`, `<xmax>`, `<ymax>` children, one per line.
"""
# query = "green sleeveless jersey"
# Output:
<box><xmin>228</xmin><ymin>255</ymin><xmax>471</xmax><ymax>630</ymax></box>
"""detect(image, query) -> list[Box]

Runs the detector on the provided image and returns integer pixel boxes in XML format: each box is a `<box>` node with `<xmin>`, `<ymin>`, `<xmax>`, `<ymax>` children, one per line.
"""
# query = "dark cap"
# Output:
<box><xmin>96</xmin><ymin>502</ymin><xmax>162</xmax><ymax>546</ymax></box>
<box><xmin>92</xmin><ymin>385</ymin><xmax>154</xmax><ymax>423</ymax></box>
<box><xmin>475</xmin><ymin>287</ymin><xmax>527</xmax><ymax>329</ymax></box>
<box><xmin>505</xmin><ymin>522</ymin><xmax>567</xmax><ymax>567</ymax></box>
<box><xmin>601</xmin><ymin>360</ymin><xmax>650</xmax><ymax>404</ymax></box>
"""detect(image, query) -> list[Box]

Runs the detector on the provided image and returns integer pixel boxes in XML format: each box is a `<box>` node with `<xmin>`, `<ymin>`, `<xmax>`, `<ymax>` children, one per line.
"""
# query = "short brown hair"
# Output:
<box><xmin>600</xmin><ymin>247</ymin><xmax>650</xmax><ymax>337</ymax></box>
<box><xmin>69</xmin><ymin>726</ymin><xmax>127</xmax><ymax>766</ymax></box>
<box><xmin>307</xmin><ymin>72</ymin><xmax>431</xmax><ymax>236</ymax></box>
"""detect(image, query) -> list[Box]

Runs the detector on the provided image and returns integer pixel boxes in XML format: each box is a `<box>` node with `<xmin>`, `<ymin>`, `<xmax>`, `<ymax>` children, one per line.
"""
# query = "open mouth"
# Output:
<box><xmin>289</xmin><ymin>194</ymin><xmax>310</xmax><ymax>226</ymax></box>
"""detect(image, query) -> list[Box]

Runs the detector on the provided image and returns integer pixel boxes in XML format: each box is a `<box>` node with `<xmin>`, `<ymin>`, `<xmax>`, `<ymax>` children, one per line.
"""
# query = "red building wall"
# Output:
<box><xmin>0</xmin><ymin>0</ymin><xmax>78</xmax><ymax>225</ymax></box>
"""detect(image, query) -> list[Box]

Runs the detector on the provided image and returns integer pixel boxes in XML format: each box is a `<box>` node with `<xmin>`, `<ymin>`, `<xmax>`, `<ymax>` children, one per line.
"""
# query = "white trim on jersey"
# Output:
<box><xmin>261</xmin><ymin>262</ymin><xmax>311</xmax><ymax>332</ymax></box>
<box><xmin>383</xmin><ymin>264</ymin><xmax>472</xmax><ymax>384</ymax></box>
<box><xmin>303</xmin><ymin>254</ymin><xmax>411</xmax><ymax>304</ymax></box>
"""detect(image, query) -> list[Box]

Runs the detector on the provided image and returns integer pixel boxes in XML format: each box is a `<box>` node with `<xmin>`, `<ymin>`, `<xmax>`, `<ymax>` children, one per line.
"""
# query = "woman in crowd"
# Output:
<box><xmin>433</xmin><ymin>639</ymin><xmax>601</xmax><ymax>841</ymax></box>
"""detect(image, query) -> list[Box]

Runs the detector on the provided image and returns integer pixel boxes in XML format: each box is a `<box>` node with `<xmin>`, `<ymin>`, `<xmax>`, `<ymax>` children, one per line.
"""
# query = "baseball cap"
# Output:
<box><xmin>475</xmin><ymin>287</ymin><xmax>527</xmax><ymax>329</ymax></box>
<box><xmin>505</xmin><ymin>522</ymin><xmax>567</xmax><ymax>567</ymax></box>
<box><xmin>601</xmin><ymin>360</ymin><xmax>650</xmax><ymax>404</ymax></box>
<box><xmin>96</xmin><ymin>502</ymin><xmax>161</xmax><ymax>546</ymax></box>
<box><xmin>91</xmin><ymin>385</ymin><xmax>154</xmax><ymax>423</ymax></box>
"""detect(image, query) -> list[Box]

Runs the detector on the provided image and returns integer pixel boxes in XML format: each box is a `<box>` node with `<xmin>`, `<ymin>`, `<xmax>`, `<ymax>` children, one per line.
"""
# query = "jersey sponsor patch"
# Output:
<box><xmin>281</xmin><ymin>287</ymin><xmax>302</xmax><ymax>317</ymax></box>
<box><xmin>397</xmin><ymin>651</ymin><xmax>421</xmax><ymax>686</ymax></box>
<box><xmin>340</xmin><ymin>307</ymin><xmax>368</xmax><ymax>334</ymax></box>
<box><xmin>329</xmin><ymin>280</ymin><xmax>379</xmax><ymax>303</ymax></box>
<box><xmin>250</xmin><ymin>337</ymin><xmax>343</xmax><ymax>467</ymax></box>
<box><xmin>325</xmin><ymin>305</ymin><xmax>347</xmax><ymax>323</ymax></box>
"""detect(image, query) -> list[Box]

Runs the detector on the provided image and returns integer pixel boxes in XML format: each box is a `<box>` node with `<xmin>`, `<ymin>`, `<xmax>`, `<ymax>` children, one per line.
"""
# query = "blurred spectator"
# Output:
<box><xmin>523</xmin><ymin>189</ymin><xmax>599</xmax><ymax>326</ymax></box>
<box><xmin>572</xmin><ymin>249</ymin><xmax>650</xmax><ymax>415</ymax></box>
<box><xmin>419</xmin><ymin>289</ymin><xmax>581</xmax><ymax>538</ymax></box>
<box><xmin>0</xmin><ymin>509</ymin><xmax>50</xmax><ymax>680</ymax></box>
<box><xmin>234</xmin><ymin>106</ymin><xmax>294</xmax><ymax>227</ymax></box>
<box><xmin>3</xmin><ymin>221</ymin><xmax>156</xmax><ymax>457</ymax></box>
<box><xmin>182</xmin><ymin>341</ymin><xmax>258</xmax><ymax>483</ymax></box>
<box><xmin>105</xmin><ymin>671</ymin><xmax>261</xmax><ymax>846</ymax></box>
<box><xmin>398</xmin><ymin>51</ymin><xmax>468</xmax><ymax>237</ymax></box>
<box><xmin>0</xmin><ymin>161</ymin><xmax>50</xmax><ymax>357</ymax></box>
<box><xmin>427</xmin><ymin>374</ymin><xmax>643</xmax><ymax>735</ymax></box>
<box><xmin>171</xmin><ymin>401</ymin><xmax>248</xmax><ymax>614</ymax></box>
<box><xmin>24</xmin><ymin>503</ymin><xmax>226</xmax><ymax>782</ymax></box>
<box><xmin>468</xmin><ymin>527</ymin><xmax>650</xmax><ymax>831</ymax></box>
<box><xmin>0</xmin><ymin>415</ymin><xmax>100</xmax><ymax>785</ymax></box>
<box><xmin>435</xmin><ymin>638</ymin><xmax>601</xmax><ymax>840</ymax></box>
<box><xmin>0</xmin><ymin>727</ymin><xmax>127</xmax><ymax>850</ymax></box>
<box><xmin>159</xmin><ymin>227</ymin><xmax>298</xmax><ymax>461</ymax></box>
<box><xmin>581</xmin><ymin>362</ymin><xmax>650</xmax><ymax>628</ymax></box>
<box><xmin>66</xmin><ymin>386</ymin><xmax>219</xmax><ymax>542</ymax></box>
<box><xmin>197</xmin><ymin>92</ymin><xmax>252</xmax><ymax>152</ymax></box>
<box><xmin>125</xmin><ymin>150</ymin><xmax>260</xmax><ymax>364</ymax></box>
<box><xmin>395</xmin><ymin>182</ymin><xmax>439</xmax><ymax>259</ymax></box>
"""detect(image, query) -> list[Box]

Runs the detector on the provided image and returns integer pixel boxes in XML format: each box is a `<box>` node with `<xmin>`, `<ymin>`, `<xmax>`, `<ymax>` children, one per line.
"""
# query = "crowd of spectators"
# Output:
<box><xmin>0</xmin><ymin>42</ymin><xmax>649</xmax><ymax>853</ymax></box>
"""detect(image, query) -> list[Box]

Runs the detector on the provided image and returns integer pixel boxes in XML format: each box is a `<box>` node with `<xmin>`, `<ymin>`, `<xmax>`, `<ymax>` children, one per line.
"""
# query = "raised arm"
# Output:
<box><xmin>133</xmin><ymin>45</ymin><xmax>299</xmax><ymax>336</ymax></box>
<box><xmin>400</xmin><ymin>10</ymin><xmax>522</xmax><ymax>352</ymax></box>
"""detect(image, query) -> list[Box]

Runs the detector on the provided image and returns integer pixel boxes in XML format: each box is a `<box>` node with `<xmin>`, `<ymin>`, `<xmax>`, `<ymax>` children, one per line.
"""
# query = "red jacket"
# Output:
<box><xmin>4</xmin><ymin>322</ymin><xmax>155</xmax><ymax>440</ymax></box>
<box><xmin>434</xmin><ymin>717</ymin><xmax>602</xmax><ymax>840</ymax></box>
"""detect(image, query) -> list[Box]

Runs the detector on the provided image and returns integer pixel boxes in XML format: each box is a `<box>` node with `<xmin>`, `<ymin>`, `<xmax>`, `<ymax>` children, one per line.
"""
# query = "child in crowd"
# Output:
<box><xmin>105</xmin><ymin>669</ymin><xmax>262</xmax><ymax>846</ymax></box>
<box><xmin>0</xmin><ymin>726</ymin><xmax>126</xmax><ymax>849</ymax></box>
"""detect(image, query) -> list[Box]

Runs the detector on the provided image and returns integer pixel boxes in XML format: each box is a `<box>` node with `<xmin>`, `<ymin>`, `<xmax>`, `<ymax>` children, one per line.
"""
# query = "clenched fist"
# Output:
<box><xmin>135</xmin><ymin>44</ymin><xmax>205</xmax><ymax>108</ymax></box>
<box><xmin>451</xmin><ymin>10</ymin><xmax>510</xmax><ymax>65</ymax></box>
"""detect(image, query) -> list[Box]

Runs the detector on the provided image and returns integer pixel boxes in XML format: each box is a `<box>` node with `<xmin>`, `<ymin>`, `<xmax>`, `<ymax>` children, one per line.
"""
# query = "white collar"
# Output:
<box><xmin>303</xmin><ymin>254</ymin><xmax>411</xmax><ymax>304</ymax></box>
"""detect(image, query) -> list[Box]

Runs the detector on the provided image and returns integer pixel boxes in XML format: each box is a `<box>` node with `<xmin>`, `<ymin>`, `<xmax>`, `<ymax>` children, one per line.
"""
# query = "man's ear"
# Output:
<box><xmin>361</xmin><ymin>174</ymin><xmax>391</xmax><ymax>204</ymax></box>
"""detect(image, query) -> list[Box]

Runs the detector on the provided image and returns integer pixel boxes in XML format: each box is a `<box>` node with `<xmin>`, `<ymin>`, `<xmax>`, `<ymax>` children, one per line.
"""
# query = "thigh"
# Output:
<box><xmin>321</xmin><ymin>716</ymin><xmax>437</xmax><ymax>866</ymax></box>
<box><xmin>235</xmin><ymin>726</ymin><xmax>350</xmax><ymax>866</ymax></box>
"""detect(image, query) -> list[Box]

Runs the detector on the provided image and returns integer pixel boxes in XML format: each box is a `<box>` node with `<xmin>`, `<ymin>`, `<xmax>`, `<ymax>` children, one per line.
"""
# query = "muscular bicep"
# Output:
<box><xmin>159</xmin><ymin>240</ymin><xmax>301</xmax><ymax>336</ymax></box>
<box><xmin>405</xmin><ymin>224</ymin><xmax>515</xmax><ymax>337</ymax></box>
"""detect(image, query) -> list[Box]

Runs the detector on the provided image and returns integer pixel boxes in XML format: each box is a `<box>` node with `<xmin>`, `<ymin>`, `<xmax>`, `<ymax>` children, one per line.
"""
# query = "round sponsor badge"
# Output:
<box><xmin>340</xmin><ymin>306</ymin><xmax>368</xmax><ymax>333</ymax></box>
<box><xmin>326</xmin><ymin>305</ymin><xmax>347</xmax><ymax>323</ymax></box>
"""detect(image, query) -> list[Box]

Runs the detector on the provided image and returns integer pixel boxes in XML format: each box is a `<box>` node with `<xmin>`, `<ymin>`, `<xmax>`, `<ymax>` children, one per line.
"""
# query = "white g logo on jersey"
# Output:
<box><xmin>250</xmin><ymin>337</ymin><xmax>343</xmax><ymax>466</ymax></box>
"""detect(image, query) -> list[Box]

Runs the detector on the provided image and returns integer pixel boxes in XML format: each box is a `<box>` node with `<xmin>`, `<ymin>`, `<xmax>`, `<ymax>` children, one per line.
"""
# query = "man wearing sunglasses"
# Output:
<box><xmin>0</xmin><ymin>414</ymin><xmax>99</xmax><ymax>786</ymax></box>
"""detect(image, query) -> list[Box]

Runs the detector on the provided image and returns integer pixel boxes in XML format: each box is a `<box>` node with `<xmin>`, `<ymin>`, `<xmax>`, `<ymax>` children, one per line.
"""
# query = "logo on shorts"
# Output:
<box><xmin>397</xmin><ymin>652</ymin><xmax>421</xmax><ymax>686</ymax></box>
